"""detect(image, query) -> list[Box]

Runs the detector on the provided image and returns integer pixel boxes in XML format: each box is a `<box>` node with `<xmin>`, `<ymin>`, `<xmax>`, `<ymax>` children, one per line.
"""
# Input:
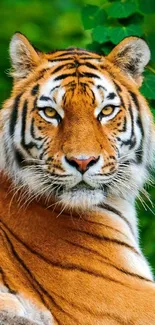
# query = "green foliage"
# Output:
<box><xmin>141</xmin><ymin>70</ymin><xmax>155</xmax><ymax>99</ymax></box>
<box><xmin>81</xmin><ymin>5</ymin><xmax>107</xmax><ymax>29</ymax></box>
<box><xmin>109</xmin><ymin>24</ymin><xmax>143</xmax><ymax>43</ymax></box>
<box><xmin>138</xmin><ymin>0</ymin><xmax>155</xmax><ymax>14</ymax></box>
<box><xmin>106</xmin><ymin>1</ymin><xmax>137</xmax><ymax>18</ymax></box>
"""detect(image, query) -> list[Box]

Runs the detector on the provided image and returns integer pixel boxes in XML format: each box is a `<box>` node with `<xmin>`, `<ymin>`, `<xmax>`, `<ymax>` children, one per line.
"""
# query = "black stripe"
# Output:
<box><xmin>113</xmin><ymin>80</ymin><xmax>122</xmax><ymax>92</ymax></box>
<box><xmin>79</xmin><ymin>56</ymin><xmax>101</xmax><ymax>60</ymax></box>
<box><xmin>0</xmin><ymin>266</ymin><xmax>17</xmax><ymax>294</ymax></box>
<box><xmin>83</xmin><ymin>62</ymin><xmax>98</xmax><ymax>70</ymax></box>
<box><xmin>30</xmin><ymin>118</ymin><xmax>43</xmax><ymax>141</ymax></box>
<box><xmin>67</xmin><ymin>227</ymin><xmax>138</xmax><ymax>254</ymax></box>
<box><xmin>89</xmin><ymin>88</ymin><xmax>96</xmax><ymax>104</ymax></box>
<box><xmin>39</xmin><ymin>95</ymin><xmax>52</xmax><ymax>102</ymax></box>
<box><xmin>35</xmin><ymin>68</ymin><xmax>51</xmax><ymax>81</ymax></box>
<box><xmin>21</xmin><ymin>100</ymin><xmax>27</xmax><ymax>148</ymax></box>
<box><xmin>135</xmin><ymin>140</ymin><xmax>143</xmax><ymax>164</ymax></box>
<box><xmin>55</xmin><ymin>50</ymin><xmax>89</xmax><ymax>57</ymax></box>
<box><xmin>39</xmin><ymin>148</ymin><xmax>46</xmax><ymax>160</ymax></box>
<box><xmin>49</xmin><ymin>58</ymin><xmax>73</xmax><ymax>63</ymax></box>
<box><xmin>50</xmin><ymin>85</ymin><xmax>60</xmax><ymax>93</ymax></box>
<box><xmin>137</xmin><ymin>114</ymin><xmax>144</xmax><ymax>137</ymax></box>
<box><xmin>97</xmin><ymin>85</ymin><xmax>107</xmax><ymax>91</ymax></box>
<box><xmin>128</xmin><ymin>103</ymin><xmax>136</xmax><ymax>149</ymax></box>
<box><xmin>31</xmin><ymin>84</ymin><xmax>39</xmax><ymax>96</ymax></box>
<box><xmin>120</xmin><ymin>138</ymin><xmax>132</xmax><ymax>147</ymax></box>
<box><xmin>80</xmin><ymin>72</ymin><xmax>100</xmax><ymax>79</ymax></box>
<box><xmin>79</xmin><ymin>83</ymin><xmax>95</xmax><ymax>104</ymax></box>
<box><xmin>24</xmin><ymin>141</ymin><xmax>44</xmax><ymax>151</ymax></box>
<box><xmin>55</xmin><ymin>52</ymin><xmax>75</xmax><ymax>57</ymax></box>
<box><xmin>52</xmin><ymin>64</ymin><xmax>71</xmax><ymax>74</ymax></box>
<box><xmin>100</xmin><ymin>313</ymin><xmax>127</xmax><ymax>325</ymax></box>
<box><xmin>64</xmin><ymin>238</ymin><xmax>108</xmax><ymax>262</ymax></box>
<box><xmin>54</xmin><ymin>72</ymin><xmax>76</xmax><ymax>81</ymax></box>
<box><xmin>31</xmin><ymin>97</ymin><xmax>38</xmax><ymax>112</ymax></box>
<box><xmin>106</xmin><ymin>92</ymin><xmax>116</xmax><ymax>100</ymax></box>
<box><xmin>128</xmin><ymin>103</ymin><xmax>134</xmax><ymax>138</ymax></box>
<box><xmin>122</xmin><ymin>116</ymin><xmax>127</xmax><ymax>132</ymax></box>
<box><xmin>129</xmin><ymin>91</ymin><xmax>140</xmax><ymax>110</ymax></box>
<box><xmin>118</xmin><ymin>102</ymin><xmax>136</xmax><ymax>148</ymax></box>
<box><xmin>14</xmin><ymin>149</ymin><xmax>26</xmax><ymax>166</ymax></box>
<box><xmin>9</xmin><ymin>94</ymin><xmax>22</xmax><ymax>137</ymax></box>
<box><xmin>129</xmin><ymin>91</ymin><xmax>144</xmax><ymax>162</ymax></box>
<box><xmin>102</xmin><ymin>258</ymin><xmax>152</xmax><ymax>282</ymax></box>
<box><xmin>118</xmin><ymin>116</ymin><xmax>127</xmax><ymax>132</ymax></box>
<box><xmin>99</xmin><ymin>203</ymin><xmax>135</xmax><ymax>237</ymax></box>
<box><xmin>119</xmin><ymin>93</ymin><xmax>126</xmax><ymax>108</ymax></box>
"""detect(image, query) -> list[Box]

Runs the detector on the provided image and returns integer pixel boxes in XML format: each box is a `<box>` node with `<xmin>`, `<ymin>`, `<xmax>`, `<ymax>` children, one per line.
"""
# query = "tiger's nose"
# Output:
<box><xmin>65</xmin><ymin>156</ymin><xmax>99</xmax><ymax>174</ymax></box>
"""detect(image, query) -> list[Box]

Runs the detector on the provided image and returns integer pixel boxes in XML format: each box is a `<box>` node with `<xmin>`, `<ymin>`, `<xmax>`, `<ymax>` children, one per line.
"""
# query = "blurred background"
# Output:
<box><xmin>0</xmin><ymin>0</ymin><xmax>155</xmax><ymax>271</ymax></box>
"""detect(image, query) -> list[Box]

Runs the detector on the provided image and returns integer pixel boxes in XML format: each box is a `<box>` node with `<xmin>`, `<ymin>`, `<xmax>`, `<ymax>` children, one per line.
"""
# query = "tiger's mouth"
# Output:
<box><xmin>71</xmin><ymin>181</ymin><xmax>96</xmax><ymax>191</ymax></box>
<box><xmin>54</xmin><ymin>180</ymin><xmax>106</xmax><ymax>194</ymax></box>
<box><xmin>55</xmin><ymin>180</ymin><xmax>108</xmax><ymax>209</ymax></box>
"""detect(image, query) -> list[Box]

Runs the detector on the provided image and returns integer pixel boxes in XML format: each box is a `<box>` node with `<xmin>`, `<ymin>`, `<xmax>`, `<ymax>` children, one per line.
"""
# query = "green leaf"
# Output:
<box><xmin>138</xmin><ymin>0</ymin><xmax>155</xmax><ymax>14</ymax></box>
<box><xmin>146</xmin><ymin>32</ymin><xmax>155</xmax><ymax>63</ymax></box>
<box><xmin>118</xmin><ymin>13</ymin><xmax>144</xmax><ymax>26</ymax></box>
<box><xmin>141</xmin><ymin>70</ymin><xmax>155</xmax><ymax>100</ymax></box>
<box><xmin>109</xmin><ymin>24</ymin><xmax>143</xmax><ymax>44</ymax></box>
<box><xmin>101</xmin><ymin>42</ymin><xmax>113</xmax><ymax>55</ymax></box>
<box><xmin>81</xmin><ymin>5</ymin><xmax>107</xmax><ymax>30</ymax></box>
<box><xmin>106</xmin><ymin>0</ymin><xmax>137</xmax><ymax>18</ymax></box>
<box><xmin>150</xmin><ymin>105</ymin><xmax>155</xmax><ymax>119</ymax></box>
<box><xmin>92</xmin><ymin>26</ymin><xmax>109</xmax><ymax>43</ymax></box>
<box><xmin>87</xmin><ymin>41</ymin><xmax>102</xmax><ymax>53</ymax></box>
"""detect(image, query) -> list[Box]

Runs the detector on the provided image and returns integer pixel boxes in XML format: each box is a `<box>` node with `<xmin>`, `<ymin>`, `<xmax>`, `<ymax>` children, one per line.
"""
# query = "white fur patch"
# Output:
<box><xmin>0</xmin><ymin>291</ymin><xmax>53</xmax><ymax>325</ymax></box>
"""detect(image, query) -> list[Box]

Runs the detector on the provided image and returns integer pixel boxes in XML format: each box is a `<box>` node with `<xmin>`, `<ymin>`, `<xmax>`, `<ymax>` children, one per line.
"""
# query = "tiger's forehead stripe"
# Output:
<box><xmin>46</xmin><ymin>48</ymin><xmax>101</xmax><ymax>61</ymax></box>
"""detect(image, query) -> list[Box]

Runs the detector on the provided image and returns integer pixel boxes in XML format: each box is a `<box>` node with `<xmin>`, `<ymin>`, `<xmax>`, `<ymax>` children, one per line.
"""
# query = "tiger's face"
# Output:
<box><xmin>1</xmin><ymin>33</ymin><xmax>154</xmax><ymax>209</ymax></box>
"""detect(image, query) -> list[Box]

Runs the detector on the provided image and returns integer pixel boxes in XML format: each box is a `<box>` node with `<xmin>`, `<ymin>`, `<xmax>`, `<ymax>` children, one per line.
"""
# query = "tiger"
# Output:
<box><xmin>0</xmin><ymin>32</ymin><xmax>155</xmax><ymax>325</ymax></box>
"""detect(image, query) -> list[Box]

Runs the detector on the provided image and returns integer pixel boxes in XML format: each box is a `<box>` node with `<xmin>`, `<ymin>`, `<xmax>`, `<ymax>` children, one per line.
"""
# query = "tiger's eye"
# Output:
<box><xmin>101</xmin><ymin>106</ymin><xmax>114</xmax><ymax>116</ymax></box>
<box><xmin>44</xmin><ymin>107</ymin><xmax>57</xmax><ymax>118</ymax></box>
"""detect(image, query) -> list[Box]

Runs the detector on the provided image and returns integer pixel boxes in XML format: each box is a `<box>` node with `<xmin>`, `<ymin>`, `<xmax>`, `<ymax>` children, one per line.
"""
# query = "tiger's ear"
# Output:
<box><xmin>9</xmin><ymin>32</ymin><xmax>41</xmax><ymax>80</ymax></box>
<box><xmin>107</xmin><ymin>37</ymin><xmax>150</xmax><ymax>87</ymax></box>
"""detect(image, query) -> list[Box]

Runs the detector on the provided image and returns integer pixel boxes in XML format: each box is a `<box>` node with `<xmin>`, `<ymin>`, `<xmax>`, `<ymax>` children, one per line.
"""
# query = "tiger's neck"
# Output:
<box><xmin>0</xmin><ymin>174</ymin><xmax>153</xmax><ymax>282</ymax></box>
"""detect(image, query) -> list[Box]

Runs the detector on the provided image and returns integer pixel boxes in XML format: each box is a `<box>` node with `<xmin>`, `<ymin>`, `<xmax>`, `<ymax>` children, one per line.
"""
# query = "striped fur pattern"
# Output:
<box><xmin>0</xmin><ymin>33</ymin><xmax>155</xmax><ymax>324</ymax></box>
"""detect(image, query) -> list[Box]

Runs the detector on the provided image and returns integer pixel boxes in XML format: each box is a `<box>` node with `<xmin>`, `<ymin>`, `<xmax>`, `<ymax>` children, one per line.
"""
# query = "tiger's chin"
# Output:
<box><xmin>57</xmin><ymin>186</ymin><xmax>106</xmax><ymax>210</ymax></box>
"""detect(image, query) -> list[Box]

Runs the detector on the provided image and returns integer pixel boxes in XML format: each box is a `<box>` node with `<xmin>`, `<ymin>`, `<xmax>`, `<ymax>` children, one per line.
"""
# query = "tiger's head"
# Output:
<box><xmin>0</xmin><ymin>33</ymin><xmax>154</xmax><ymax>209</ymax></box>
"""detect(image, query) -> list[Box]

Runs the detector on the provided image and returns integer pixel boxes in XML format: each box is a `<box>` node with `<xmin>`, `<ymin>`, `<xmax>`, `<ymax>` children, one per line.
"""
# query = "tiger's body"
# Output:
<box><xmin>0</xmin><ymin>33</ymin><xmax>155</xmax><ymax>324</ymax></box>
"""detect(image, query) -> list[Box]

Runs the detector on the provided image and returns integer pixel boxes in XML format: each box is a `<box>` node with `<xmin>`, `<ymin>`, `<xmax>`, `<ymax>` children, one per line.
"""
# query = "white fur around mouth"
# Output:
<box><xmin>57</xmin><ymin>183</ymin><xmax>106</xmax><ymax>210</ymax></box>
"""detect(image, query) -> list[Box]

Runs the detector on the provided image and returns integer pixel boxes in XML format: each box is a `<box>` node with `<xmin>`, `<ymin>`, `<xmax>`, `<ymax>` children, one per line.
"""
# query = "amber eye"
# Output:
<box><xmin>38</xmin><ymin>106</ymin><xmax>62</xmax><ymax>124</ymax></box>
<box><xmin>97</xmin><ymin>105</ymin><xmax>117</xmax><ymax>122</ymax></box>
<box><xmin>44</xmin><ymin>107</ymin><xmax>57</xmax><ymax>118</ymax></box>
<box><xmin>101</xmin><ymin>106</ymin><xmax>114</xmax><ymax>116</ymax></box>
